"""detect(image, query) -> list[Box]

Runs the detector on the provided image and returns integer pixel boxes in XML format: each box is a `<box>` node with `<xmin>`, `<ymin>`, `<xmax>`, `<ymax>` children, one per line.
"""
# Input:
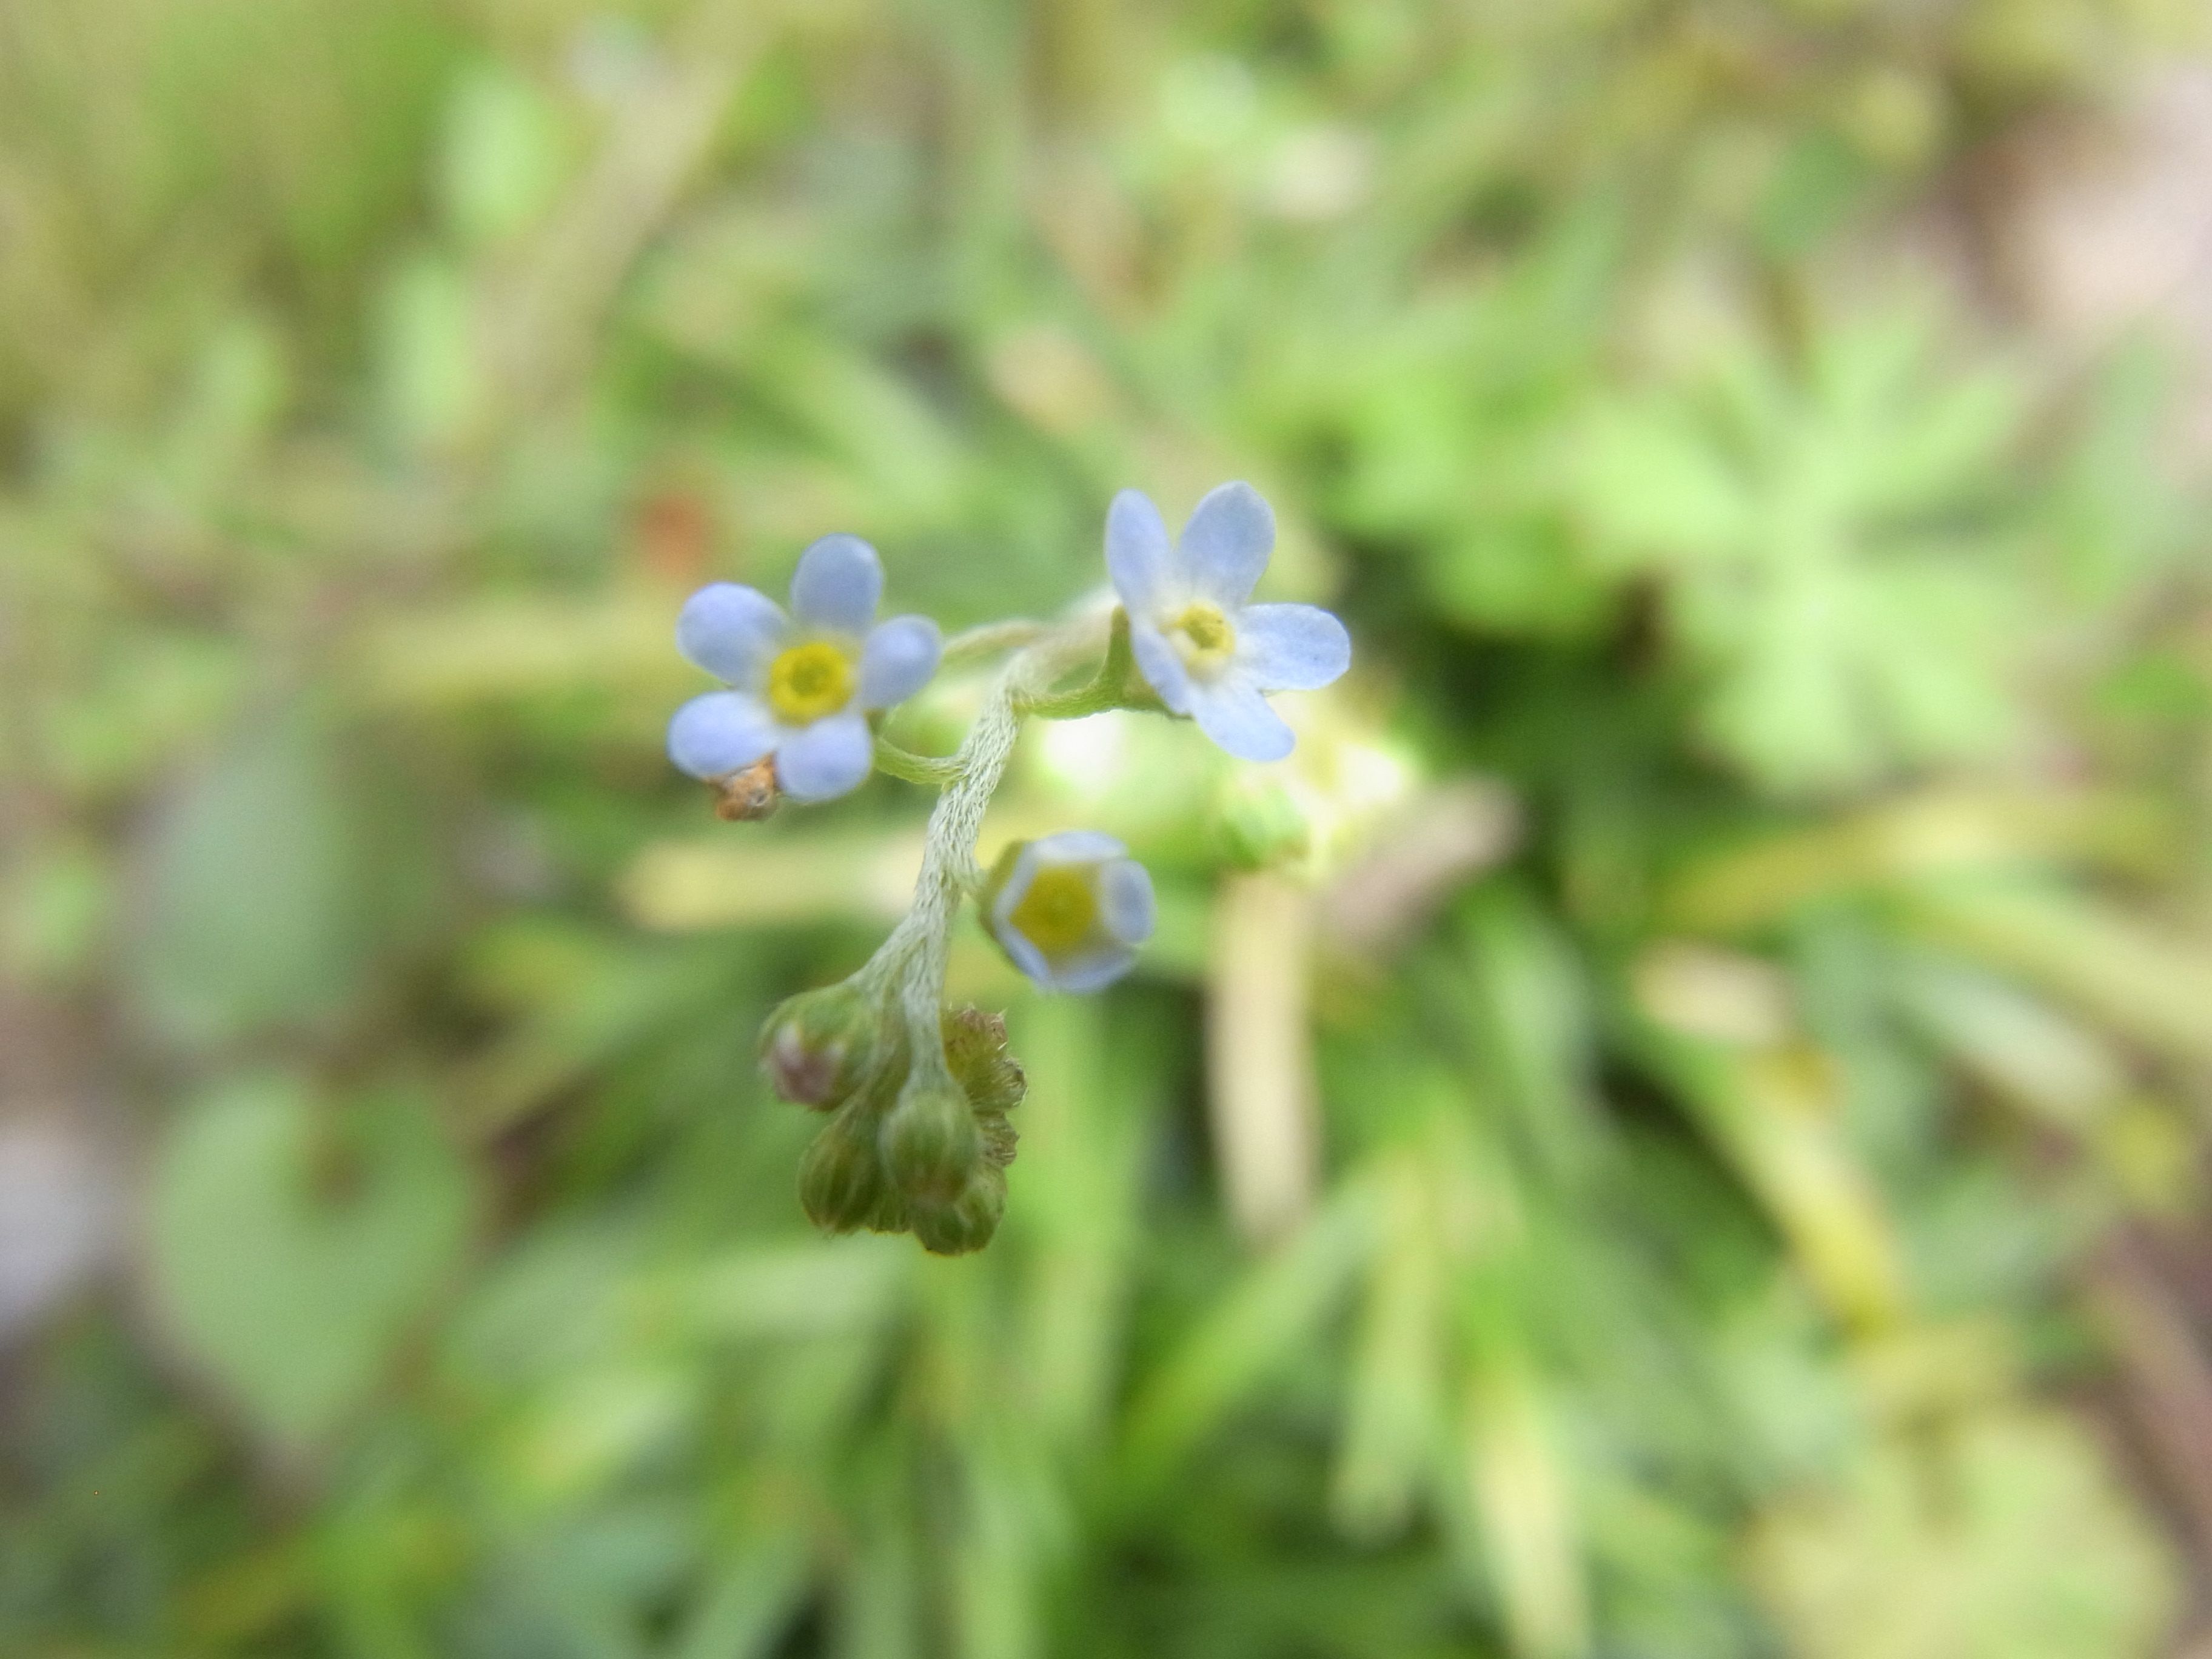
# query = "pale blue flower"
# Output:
<box><xmin>1105</xmin><ymin>483</ymin><xmax>1350</xmax><ymax>762</ymax></box>
<box><xmin>667</xmin><ymin>535</ymin><xmax>940</xmax><ymax>803</ymax></box>
<box><xmin>984</xmin><ymin>831</ymin><xmax>1155</xmax><ymax>993</ymax></box>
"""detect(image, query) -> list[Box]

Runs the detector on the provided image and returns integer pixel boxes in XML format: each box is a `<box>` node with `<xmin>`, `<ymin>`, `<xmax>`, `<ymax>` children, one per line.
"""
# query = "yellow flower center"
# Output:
<box><xmin>766</xmin><ymin>640</ymin><xmax>855</xmax><ymax>724</ymax></box>
<box><xmin>1010</xmin><ymin>866</ymin><xmax>1098</xmax><ymax>957</ymax></box>
<box><xmin>1170</xmin><ymin>602</ymin><xmax>1236</xmax><ymax>674</ymax></box>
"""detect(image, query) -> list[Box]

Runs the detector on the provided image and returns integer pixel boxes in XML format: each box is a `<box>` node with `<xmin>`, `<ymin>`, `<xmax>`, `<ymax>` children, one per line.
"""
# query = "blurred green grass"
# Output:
<box><xmin>4</xmin><ymin>1</ymin><xmax>2212</xmax><ymax>1655</ymax></box>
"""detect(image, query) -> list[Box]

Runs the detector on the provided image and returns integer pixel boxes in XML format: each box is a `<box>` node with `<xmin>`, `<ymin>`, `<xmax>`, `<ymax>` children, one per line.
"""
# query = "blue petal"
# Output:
<box><xmin>985</xmin><ymin>843</ymin><xmax>1051</xmax><ymax>984</ymax></box>
<box><xmin>1128</xmin><ymin>618</ymin><xmax>1194</xmax><ymax>715</ymax></box>
<box><xmin>859</xmin><ymin>614</ymin><xmax>942</xmax><ymax>709</ymax></box>
<box><xmin>1048</xmin><ymin>943</ymin><xmax>1139</xmax><ymax>993</ymax></box>
<box><xmin>773</xmin><ymin>710</ymin><xmax>874</xmax><ymax>802</ymax></box>
<box><xmin>789</xmin><ymin>535</ymin><xmax>883</xmax><ymax>635</ymax></box>
<box><xmin>1097</xmin><ymin>859</ymin><xmax>1156</xmax><ymax>945</ymax></box>
<box><xmin>1178</xmin><ymin>482</ymin><xmax>1273</xmax><ymax>606</ymax></box>
<box><xmin>994</xmin><ymin>923</ymin><xmax>1056</xmax><ymax>988</ymax></box>
<box><xmin>1187</xmin><ymin>673</ymin><xmax>1295</xmax><ymax>762</ymax></box>
<box><xmin>1238</xmin><ymin>603</ymin><xmax>1350</xmax><ymax>692</ymax></box>
<box><xmin>668</xmin><ymin>691</ymin><xmax>776</xmax><ymax>779</ymax></box>
<box><xmin>1031</xmin><ymin>829</ymin><xmax>1127</xmax><ymax>866</ymax></box>
<box><xmin>991</xmin><ymin>840</ymin><xmax>1044</xmax><ymax>927</ymax></box>
<box><xmin>1105</xmin><ymin>489</ymin><xmax>1174</xmax><ymax>614</ymax></box>
<box><xmin>675</xmin><ymin>583</ymin><xmax>785</xmax><ymax>686</ymax></box>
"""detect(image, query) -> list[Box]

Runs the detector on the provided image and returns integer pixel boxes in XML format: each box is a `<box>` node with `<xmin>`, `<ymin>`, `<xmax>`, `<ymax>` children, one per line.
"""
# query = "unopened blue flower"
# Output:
<box><xmin>984</xmin><ymin>831</ymin><xmax>1155</xmax><ymax>993</ymax></box>
<box><xmin>667</xmin><ymin>537</ymin><xmax>941</xmax><ymax>802</ymax></box>
<box><xmin>1106</xmin><ymin>483</ymin><xmax>1350</xmax><ymax>762</ymax></box>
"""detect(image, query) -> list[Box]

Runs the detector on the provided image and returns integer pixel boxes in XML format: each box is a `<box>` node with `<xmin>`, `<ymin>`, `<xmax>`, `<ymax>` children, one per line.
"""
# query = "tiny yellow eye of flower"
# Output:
<box><xmin>767</xmin><ymin>641</ymin><xmax>855</xmax><ymax>723</ymax></box>
<box><xmin>1010</xmin><ymin>866</ymin><xmax>1098</xmax><ymax>956</ymax></box>
<box><xmin>1171</xmin><ymin>602</ymin><xmax>1235</xmax><ymax>672</ymax></box>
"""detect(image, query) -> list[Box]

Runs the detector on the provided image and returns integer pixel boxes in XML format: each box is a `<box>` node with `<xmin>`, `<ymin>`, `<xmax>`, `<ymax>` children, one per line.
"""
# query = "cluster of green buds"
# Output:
<box><xmin>668</xmin><ymin>484</ymin><xmax>1350</xmax><ymax>1253</ymax></box>
<box><xmin>762</xmin><ymin>990</ymin><xmax>1023</xmax><ymax>1255</ymax></box>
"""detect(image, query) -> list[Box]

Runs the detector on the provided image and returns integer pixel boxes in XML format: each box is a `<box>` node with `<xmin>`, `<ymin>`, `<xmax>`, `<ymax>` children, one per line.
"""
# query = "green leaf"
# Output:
<box><xmin>1749</xmin><ymin>1409</ymin><xmax>2177</xmax><ymax>1659</ymax></box>
<box><xmin>372</xmin><ymin>251</ymin><xmax>481</xmax><ymax>453</ymax></box>
<box><xmin>1332</xmin><ymin>1154</ymin><xmax>1443</xmax><ymax>1540</ymax></box>
<box><xmin>1576</xmin><ymin>403</ymin><xmax>1752</xmax><ymax>564</ymax></box>
<box><xmin>1574</xmin><ymin>308</ymin><xmax>2029</xmax><ymax>794</ymax></box>
<box><xmin>1458</xmin><ymin>1361</ymin><xmax>1588</xmax><ymax>1659</ymax></box>
<box><xmin>1122</xmin><ymin>1176</ymin><xmax>1381</xmax><ymax>1489</ymax></box>
<box><xmin>127</xmin><ymin>708</ymin><xmax>440</xmax><ymax>1050</ymax></box>
<box><xmin>147</xmin><ymin>1078</ymin><xmax>473</xmax><ymax>1451</ymax></box>
<box><xmin>439</xmin><ymin>64</ymin><xmax>568</xmax><ymax>250</ymax></box>
<box><xmin>1902</xmin><ymin>879</ymin><xmax>2212</xmax><ymax>1065</ymax></box>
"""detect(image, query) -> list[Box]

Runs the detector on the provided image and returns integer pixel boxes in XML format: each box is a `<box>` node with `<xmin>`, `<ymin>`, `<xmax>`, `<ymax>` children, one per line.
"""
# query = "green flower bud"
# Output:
<box><xmin>910</xmin><ymin>1164</ymin><xmax>1007</xmax><ymax>1256</ymax></box>
<box><xmin>760</xmin><ymin>982</ymin><xmax>883</xmax><ymax>1108</ymax></box>
<box><xmin>942</xmin><ymin>1006</ymin><xmax>1023</xmax><ymax>1169</ymax></box>
<box><xmin>788</xmin><ymin>1006</ymin><xmax>1029</xmax><ymax>1252</ymax></box>
<box><xmin>882</xmin><ymin>1075</ymin><xmax>982</xmax><ymax>1200</ymax></box>
<box><xmin>797</xmin><ymin>1103</ymin><xmax>893</xmax><ymax>1233</ymax></box>
<box><xmin>942</xmin><ymin>1007</ymin><xmax>1026</xmax><ymax>1120</ymax></box>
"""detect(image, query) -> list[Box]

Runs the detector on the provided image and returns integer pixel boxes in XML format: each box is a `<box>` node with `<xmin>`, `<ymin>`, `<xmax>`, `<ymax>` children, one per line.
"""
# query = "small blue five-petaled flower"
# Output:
<box><xmin>1107</xmin><ymin>482</ymin><xmax>1351</xmax><ymax>762</ymax></box>
<box><xmin>667</xmin><ymin>536</ymin><xmax>940</xmax><ymax>803</ymax></box>
<box><xmin>984</xmin><ymin>831</ymin><xmax>1156</xmax><ymax>993</ymax></box>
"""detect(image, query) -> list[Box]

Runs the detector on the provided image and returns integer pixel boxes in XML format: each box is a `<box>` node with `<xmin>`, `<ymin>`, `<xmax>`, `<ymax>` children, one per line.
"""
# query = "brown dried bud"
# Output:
<box><xmin>714</xmin><ymin>756</ymin><xmax>780</xmax><ymax>822</ymax></box>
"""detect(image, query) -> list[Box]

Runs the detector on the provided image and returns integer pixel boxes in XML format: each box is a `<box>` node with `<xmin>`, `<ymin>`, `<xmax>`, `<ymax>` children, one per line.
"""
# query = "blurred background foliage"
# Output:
<box><xmin>4</xmin><ymin>0</ymin><xmax>2212</xmax><ymax>1654</ymax></box>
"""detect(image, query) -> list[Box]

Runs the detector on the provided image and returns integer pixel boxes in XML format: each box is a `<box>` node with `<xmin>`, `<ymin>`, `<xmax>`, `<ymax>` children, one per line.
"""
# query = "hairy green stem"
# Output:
<box><xmin>872</xmin><ymin>737</ymin><xmax>962</xmax><ymax>787</ymax></box>
<box><xmin>853</xmin><ymin>608</ymin><xmax>1159</xmax><ymax>1079</ymax></box>
<box><xmin>942</xmin><ymin>617</ymin><xmax>1050</xmax><ymax>666</ymax></box>
<box><xmin>857</xmin><ymin>665</ymin><xmax>1030</xmax><ymax>1081</ymax></box>
<box><xmin>874</xmin><ymin>610</ymin><xmax>1150</xmax><ymax>789</ymax></box>
<box><xmin>1019</xmin><ymin>609</ymin><xmax>1153</xmax><ymax>719</ymax></box>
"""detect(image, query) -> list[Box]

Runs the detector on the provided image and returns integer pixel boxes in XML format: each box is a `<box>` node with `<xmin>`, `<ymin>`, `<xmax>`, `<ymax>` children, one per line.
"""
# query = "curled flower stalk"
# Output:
<box><xmin>667</xmin><ymin>484</ymin><xmax>1349</xmax><ymax>1253</ymax></box>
